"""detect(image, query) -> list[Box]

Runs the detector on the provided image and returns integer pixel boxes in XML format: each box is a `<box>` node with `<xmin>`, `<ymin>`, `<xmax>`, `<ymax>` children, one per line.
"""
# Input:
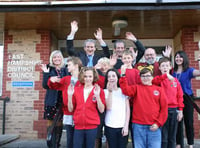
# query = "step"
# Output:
<box><xmin>0</xmin><ymin>134</ymin><xmax>20</xmax><ymax>146</ymax></box>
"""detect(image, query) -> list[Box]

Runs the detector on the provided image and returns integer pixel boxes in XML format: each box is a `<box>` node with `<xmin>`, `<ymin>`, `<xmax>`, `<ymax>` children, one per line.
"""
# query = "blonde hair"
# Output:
<box><xmin>78</xmin><ymin>67</ymin><xmax>99</xmax><ymax>84</ymax></box>
<box><xmin>122</xmin><ymin>49</ymin><xmax>134</xmax><ymax>58</ymax></box>
<box><xmin>49</xmin><ymin>50</ymin><xmax>65</xmax><ymax>68</ymax></box>
<box><xmin>97</xmin><ymin>57</ymin><xmax>110</xmax><ymax>66</ymax></box>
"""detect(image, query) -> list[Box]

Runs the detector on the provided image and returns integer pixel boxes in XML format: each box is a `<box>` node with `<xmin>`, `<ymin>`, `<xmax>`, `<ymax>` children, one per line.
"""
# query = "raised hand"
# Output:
<box><xmin>125</xmin><ymin>32</ymin><xmax>137</xmax><ymax>42</ymax></box>
<box><xmin>167</xmin><ymin>73</ymin><xmax>174</xmax><ymax>81</ymax></box>
<box><xmin>106</xmin><ymin>82</ymin><xmax>114</xmax><ymax>92</ymax></box>
<box><xmin>68</xmin><ymin>84</ymin><xmax>74</xmax><ymax>96</ymax></box>
<box><xmin>94</xmin><ymin>28</ymin><xmax>103</xmax><ymax>41</ymax></box>
<box><xmin>110</xmin><ymin>54</ymin><xmax>117</xmax><ymax>67</ymax></box>
<box><xmin>94</xmin><ymin>84</ymin><xmax>100</xmax><ymax>97</ymax></box>
<box><xmin>120</xmin><ymin>64</ymin><xmax>128</xmax><ymax>75</ymax></box>
<box><xmin>129</xmin><ymin>47</ymin><xmax>138</xmax><ymax>59</ymax></box>
<box><xmin>40</xmin><ymin>64</ymin><xmax>49</xmax><ymax>73</ymax></box>
<box><xmin>70</xmin><ymin>20</ymin><xmax>78</xmax><ymax>34</ymax></box>
<box><xmin>94</xmin><ymin>62</ymin><xmax>102</xmax><ymax>70</ymax></box>
<box><xmin>162</xmin><ymin>45</ymin><xmax>172</xmax><ymax>58</ymax></box>
<box><xmin>50</xmin><ymin>76</ymin><xmax>61</xmax><ymax>83</ymax></box>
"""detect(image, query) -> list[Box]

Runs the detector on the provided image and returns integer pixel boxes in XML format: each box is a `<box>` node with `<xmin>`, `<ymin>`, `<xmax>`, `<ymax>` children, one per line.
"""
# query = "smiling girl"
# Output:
<box><xmin>104</xmin><ymin>68</ymin><xmax>130</xmax><ymax>148</ymax></box>
<box><xmin>68</xmin><ymin>67</ymin><xmax>106</xmax><ymax>148</ymax></box>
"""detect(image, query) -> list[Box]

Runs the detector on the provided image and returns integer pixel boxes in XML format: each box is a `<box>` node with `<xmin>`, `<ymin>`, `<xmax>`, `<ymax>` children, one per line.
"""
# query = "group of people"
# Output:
<box><xmin>40</xmin><ymin>20</ymin><xmax>200</xmax><ymax>148</ymax></box>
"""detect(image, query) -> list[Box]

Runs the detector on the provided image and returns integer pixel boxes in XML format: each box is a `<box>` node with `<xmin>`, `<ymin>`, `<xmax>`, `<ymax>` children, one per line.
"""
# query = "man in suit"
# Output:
<box><xmin>66</xmin><ymin>20</ymin><xmax>110</xmax><ymax>67</ymax></box>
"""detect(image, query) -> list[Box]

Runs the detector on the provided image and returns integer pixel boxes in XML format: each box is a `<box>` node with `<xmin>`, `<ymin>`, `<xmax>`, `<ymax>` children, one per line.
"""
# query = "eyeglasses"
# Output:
<box><xmin>140</xmin><ymin>75</ymin><xmax>152</xmax><ymax>78</ymax></box>
<box><xmin>145</xmin><ymin>54</ymin><xmax>154</xmax><ymax>57</ymax></box>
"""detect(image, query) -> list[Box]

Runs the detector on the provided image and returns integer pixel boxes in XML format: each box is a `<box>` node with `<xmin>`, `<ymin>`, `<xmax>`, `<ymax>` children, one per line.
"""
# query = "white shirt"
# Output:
<box><xmin>63</xmin><ymin>77</ymin><xmax>78</xmax><ymax>125</ymax></box>
<box><xmin>104</xmin><ymin>88</ymin><xmax>128</xmax><ymax>128</ymax></box>
<box><xmin>84</xmin><ymin>87</ymin><xmax>93</xmax><ymax>102</ymax></box>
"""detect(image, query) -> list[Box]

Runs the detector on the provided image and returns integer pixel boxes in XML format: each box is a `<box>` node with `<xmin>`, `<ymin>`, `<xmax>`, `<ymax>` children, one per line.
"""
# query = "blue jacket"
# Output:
<box><xmin>42</xmin><ymin>65</ymin><xmax>69</xmax><ymax>106</ymax></box>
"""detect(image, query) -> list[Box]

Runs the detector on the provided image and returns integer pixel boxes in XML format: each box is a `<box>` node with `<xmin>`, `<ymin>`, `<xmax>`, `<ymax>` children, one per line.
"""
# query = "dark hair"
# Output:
<box><xmin>140</xmin><ymin>67</ymin><xmax>153</xmax><ymax>76</ymax></box>
<box><xmin>174</xmin><ymin>51</ymin><xmax>189</xmax><ymax>72</ymax></box>
<box><xmin>114</xmin><ymin>40</ymin><xmax>126</xmax><ymax>49</ymax></box>
<box><xmin>104</xmin><ymin>68</ymin><xmax>120</xmax><ymax>89</ymax></box>
<box><xmin>78</xmin><ymin>67</ymin><xmax>99</xmax><ymax>84</ymax></box>
<box><xmin>158</xmin><ymin>57</ymin><xmax>171</xmax><ymax>66</ymax></box>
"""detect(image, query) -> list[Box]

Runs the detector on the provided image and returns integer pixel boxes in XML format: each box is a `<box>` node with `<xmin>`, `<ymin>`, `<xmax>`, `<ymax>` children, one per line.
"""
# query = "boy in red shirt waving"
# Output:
<box><xmin>152</xmin><ymin>57</ymin><xmax>184</xmax><ymax>148</ymax></box>
<box><xmin>119</xmin><ymin>67</ymin><xmax>168</xmax><ymax>148</ymax></box>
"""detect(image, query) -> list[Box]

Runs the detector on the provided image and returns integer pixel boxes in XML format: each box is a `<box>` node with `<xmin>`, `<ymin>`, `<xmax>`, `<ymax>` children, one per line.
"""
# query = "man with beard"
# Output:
<box><xmin>135</xmin><ymin>46</ymin><xmax>172</xmax><ymax>76</ymax></box>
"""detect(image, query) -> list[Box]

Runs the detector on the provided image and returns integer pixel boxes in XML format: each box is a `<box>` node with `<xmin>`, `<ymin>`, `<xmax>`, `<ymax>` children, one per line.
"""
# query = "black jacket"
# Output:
<box><xmin>114</xmin><ymin>40</ymin><xmax>146</xmax><ymax>69</ymax></box>
<box><xmin>42</xmin><ymin>65</ymin><xmax>69</xmax><ymax>106</ymax></box>
<box><xmin>66</xmin><ymin>39</ymin><xmax>110</xmax><ymax>66</ymax></box>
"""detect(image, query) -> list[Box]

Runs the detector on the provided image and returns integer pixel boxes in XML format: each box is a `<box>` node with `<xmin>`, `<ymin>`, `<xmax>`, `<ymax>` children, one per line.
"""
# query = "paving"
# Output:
<box><xmin>1</xmin><ymin>131</ymin><xmax>200</xmax><ymax>148</ymax></box>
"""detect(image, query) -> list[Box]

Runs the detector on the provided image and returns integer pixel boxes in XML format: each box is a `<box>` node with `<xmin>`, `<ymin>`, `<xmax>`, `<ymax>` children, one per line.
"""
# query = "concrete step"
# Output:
<box><xmin>0</xmin><ymin>134</ymin><xmax>20</xmax><ymax>146</ymax></box>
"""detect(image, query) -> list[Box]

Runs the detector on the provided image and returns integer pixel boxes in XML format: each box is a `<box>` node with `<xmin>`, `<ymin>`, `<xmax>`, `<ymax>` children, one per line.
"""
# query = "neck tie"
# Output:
<box><xmin>87</xmin><ymin>55</ymin><xmax>93</xmax><ymax>67</ymax></box>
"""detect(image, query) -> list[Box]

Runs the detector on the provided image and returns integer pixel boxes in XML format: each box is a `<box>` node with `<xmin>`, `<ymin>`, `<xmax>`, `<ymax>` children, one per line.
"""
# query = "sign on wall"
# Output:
<box><xmin>7</xmin><ymin>53</ymin><xmax>41</xmax><ymax>80</ymax></box>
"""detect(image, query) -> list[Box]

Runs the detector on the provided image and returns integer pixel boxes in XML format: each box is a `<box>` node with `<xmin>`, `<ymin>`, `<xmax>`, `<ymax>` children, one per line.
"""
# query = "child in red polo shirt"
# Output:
<box><xmin>119</xmin><ymin>67</ymin><xmax>168</xmax><ymax>148</ymax></box>
<box><xmin>152</xmin><ymin>57</ymin><xmax>184</xmax><ymax>148</ymax></box>
<box><xmin>68</xmin><ymin>67</ymin><xmax>106</xmax><ymax>148</ymax></box>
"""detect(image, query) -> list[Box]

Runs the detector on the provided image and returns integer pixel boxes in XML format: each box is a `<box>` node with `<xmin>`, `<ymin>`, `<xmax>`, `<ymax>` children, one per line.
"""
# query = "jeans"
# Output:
<box><xmin>132</xmin><ymin>123</ymin><xmax>161</xmax><ymax>148</ymax></box>
<box><xmin>161</xmin><ymin>108</ymin><xmax>178</xmax><ymax>148</ymax></box>
<box><xmin>176</xmin><ymin>94</ymin><xmax>194</xmax><ymax>147</ymax></box>
<box><xmin>65</xmin><ymin>125</ymin><xmax>74</xmax><ymax>148</ymax></box>
<box><xmin>105</xmin><ymin>126</ymin><xmax>128</xmax><ymax>148</ymax></box>
<box><xmin>73</xmin><ymin>128</ymin><xmax>98</xmax><ymax>148</ymax></box>
<box><xmin>129</xmin><ymin>107</ymin><xmax>134</xmax><ymax>148</ymax></box>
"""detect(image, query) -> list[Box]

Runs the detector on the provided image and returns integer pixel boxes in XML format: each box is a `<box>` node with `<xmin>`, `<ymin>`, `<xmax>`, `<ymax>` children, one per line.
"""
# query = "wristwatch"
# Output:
<box><xmin>121</xmin><ymin>73</ymin><xmax>125</xmax><ymax>77</ymax></box>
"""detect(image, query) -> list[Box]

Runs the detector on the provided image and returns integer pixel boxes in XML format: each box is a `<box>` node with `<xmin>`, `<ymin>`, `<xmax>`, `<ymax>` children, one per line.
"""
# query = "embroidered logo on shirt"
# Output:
<box><xmin>92</xmin><ymin>96</ymin><xmax>97</xmax><ymax>103</ymax></box>
<box><xmin>173</xmin><ymin>81</ymin><xmax>177</xmax><ymax>87</ymax></box>
<box><xmin>153</xmin><ymin>90</ymin><xmax>160</xmax><ymax>96</ymax></box>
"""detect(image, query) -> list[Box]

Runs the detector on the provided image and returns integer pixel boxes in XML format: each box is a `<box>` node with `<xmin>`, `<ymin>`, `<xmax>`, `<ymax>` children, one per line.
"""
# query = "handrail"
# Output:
<box><xmin>0</xmin><ymin>97</ymin><xmax>10</xmax><ymax>134</ymax></box>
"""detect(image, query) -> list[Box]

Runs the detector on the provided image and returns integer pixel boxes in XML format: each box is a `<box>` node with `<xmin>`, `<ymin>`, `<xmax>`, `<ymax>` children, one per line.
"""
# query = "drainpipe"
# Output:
<box><xmin>0</xmin><ymin>97</ymin><xmax>10</xmax><ymax>134</ymax></box>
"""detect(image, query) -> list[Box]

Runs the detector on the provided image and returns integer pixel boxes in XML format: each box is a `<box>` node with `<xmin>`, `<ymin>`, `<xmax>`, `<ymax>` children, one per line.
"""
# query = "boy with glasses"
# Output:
<box><xmin>119</xmin><ymin>67</ymin><xmax>168</xmax><ymax>148</ymax></box>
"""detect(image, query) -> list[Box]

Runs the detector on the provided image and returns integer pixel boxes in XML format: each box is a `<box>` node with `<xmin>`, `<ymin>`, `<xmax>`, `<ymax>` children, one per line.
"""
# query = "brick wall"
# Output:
<box><xmin>1</xmin><ymin>30</ymin><xmax>50</xmax><ymax>139</ymax></box>
<box><xmin>181</xmin><ymin>26</ymin><xmax>200</xmax><ymax>138</ymax></box>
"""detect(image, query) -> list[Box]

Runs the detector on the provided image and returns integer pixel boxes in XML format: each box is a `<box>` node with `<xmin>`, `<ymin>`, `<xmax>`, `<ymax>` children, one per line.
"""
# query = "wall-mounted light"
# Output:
<box><xmin>112</xmin><ymin>18</ymin><xmax>128</xmax><ymax>36</ymax></box>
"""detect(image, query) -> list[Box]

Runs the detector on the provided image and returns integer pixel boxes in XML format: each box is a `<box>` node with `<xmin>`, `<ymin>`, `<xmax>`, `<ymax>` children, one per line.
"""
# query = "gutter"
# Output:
<box><xmin>0</xmin><ymin>1</ymin><xmax>199</xmax><ymax>12</ymax></box>
<box><xmin>0</xmin><ymin>0</ymin><xmax>199</xmax><ymax>6</ymax></box>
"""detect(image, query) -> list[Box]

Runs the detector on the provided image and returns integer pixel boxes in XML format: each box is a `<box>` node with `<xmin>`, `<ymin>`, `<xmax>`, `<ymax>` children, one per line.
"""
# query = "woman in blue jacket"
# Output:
<box><xmin>173</xmin><ymin>51</ymin><xmax>200</xmax><ymax>148</ymax></box>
